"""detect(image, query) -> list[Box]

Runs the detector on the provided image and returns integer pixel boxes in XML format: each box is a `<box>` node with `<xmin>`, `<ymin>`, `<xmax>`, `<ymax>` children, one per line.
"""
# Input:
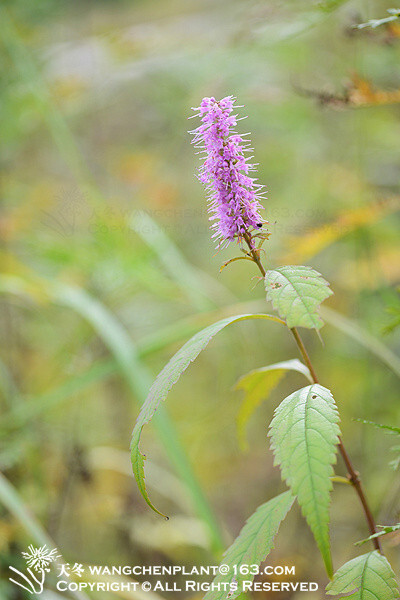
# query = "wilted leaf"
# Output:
<box><xmin>235</xmin><ymin>359</ymin><xmax>312</xmax><ymax>451</ymax></box>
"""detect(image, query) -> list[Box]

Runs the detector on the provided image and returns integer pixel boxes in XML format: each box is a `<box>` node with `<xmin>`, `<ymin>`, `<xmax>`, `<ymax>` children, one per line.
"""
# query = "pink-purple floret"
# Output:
<box><xmin>190</xmin><ymin>96</ymin><xmax>266</xmax><ymax>247</ymax></box>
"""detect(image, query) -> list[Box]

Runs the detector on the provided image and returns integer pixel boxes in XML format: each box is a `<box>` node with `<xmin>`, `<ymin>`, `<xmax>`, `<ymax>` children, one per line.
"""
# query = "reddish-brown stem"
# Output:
<box><xmin>291</xmin><ymin>327</ymin><xmax>382</xmax><ymax>553</ymax></box>
<box><xmin>290</xmin><ymin>327</ymin><xmax>320</xmax><ymax>384</ymax></box>
<box><xmin>242</xmin><ymin>230</ymin><xmax>382</xmax><ymax>554</ymax></box>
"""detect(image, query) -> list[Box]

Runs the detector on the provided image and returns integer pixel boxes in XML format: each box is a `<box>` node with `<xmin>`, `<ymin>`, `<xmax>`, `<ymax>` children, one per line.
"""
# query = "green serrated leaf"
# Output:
<box><xmin>356</xmin><ymin>419</ymin><xmax>400</xmax><ymax>435</ymax></box>
<box><xmin>130</xmin><ymin>313</ymin><xmax>285</xmax><ymax>517</ymax></box>
<box><xmin>355</xmin><ymin>524</ymin><xmax>400</xmax><ymax>546</ymax></box>
<box><xmin>204</xmin><ymin>491</ymin><xmax>295</xmax><ymax>600</ymax></box>
<box><xmin>326</xmin><ymin>551</ymin><xmax>400</xmax><ymax>599</ymax></box>
<box><xmin>265</xmin><ymin>266</ymin><xmax>333</xmax><ymax>329</ymax></box>
<box><xmin>268</xmin><ymin>384</ymin><xmax>340</xmax><ymax>577</ymax></box>
<box><xmin>235</xmin><ymin>359</ymin><xmax>312</xmax><ymax>451</ymax></box>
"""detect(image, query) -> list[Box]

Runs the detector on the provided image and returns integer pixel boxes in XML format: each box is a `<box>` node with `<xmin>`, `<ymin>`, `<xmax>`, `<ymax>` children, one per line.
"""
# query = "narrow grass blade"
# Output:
<box><xmin>0</xmin><ymin>473</ymin><xmax>89</xmax><ymax>600</ymax></box>
<box><xmin>321</xmin><ymin>306</ymin><xmax>400</xmax><ymax>379</ymax></box>
<box><xmin>52</xmin><ymin>283</ymin><xmax>225</xmax><ymax>553</ymax></box>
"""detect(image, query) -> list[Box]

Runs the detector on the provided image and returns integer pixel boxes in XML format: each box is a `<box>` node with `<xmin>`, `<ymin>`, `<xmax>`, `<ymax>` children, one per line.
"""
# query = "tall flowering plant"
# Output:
<box><xmin>130</xmin><ymin>97</ymin><xmax>399</xmax><ymax>599</ymax></box>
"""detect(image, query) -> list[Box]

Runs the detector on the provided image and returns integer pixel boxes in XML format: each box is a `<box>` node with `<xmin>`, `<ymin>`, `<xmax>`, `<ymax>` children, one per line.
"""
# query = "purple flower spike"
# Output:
<box><xmin>190</xmin><ymin>96</ymin><xmax>267</xmax><ymax>248</ymax></box>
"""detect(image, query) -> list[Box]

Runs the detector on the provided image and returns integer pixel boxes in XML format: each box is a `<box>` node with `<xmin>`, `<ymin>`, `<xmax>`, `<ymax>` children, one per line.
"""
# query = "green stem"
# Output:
<box><xmin>56</xmin><ymin>283</ymin><xmax>226</xmax><ymax>555</ymax></box>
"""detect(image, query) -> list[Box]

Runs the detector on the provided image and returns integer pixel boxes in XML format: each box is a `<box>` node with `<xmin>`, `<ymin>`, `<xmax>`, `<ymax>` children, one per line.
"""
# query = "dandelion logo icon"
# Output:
<box><xmin>9</xmin><ymin>544</ymin><xmax>61</xmax><ymax>595</ymax></box>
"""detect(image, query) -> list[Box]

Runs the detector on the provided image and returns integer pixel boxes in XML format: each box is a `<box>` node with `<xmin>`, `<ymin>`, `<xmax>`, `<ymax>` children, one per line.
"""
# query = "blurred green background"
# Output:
<box><xmin>0</xmin><ymin>0</ymin><xmax>399</xmax><ymax>598</ymax></box>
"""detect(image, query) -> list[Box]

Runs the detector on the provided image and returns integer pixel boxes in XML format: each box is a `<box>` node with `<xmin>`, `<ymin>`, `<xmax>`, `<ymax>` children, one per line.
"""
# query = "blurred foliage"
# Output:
<box><xmin>0</xmin><ymin>0</ymin><xmax>399</xmax><ymax>598</ymax></box>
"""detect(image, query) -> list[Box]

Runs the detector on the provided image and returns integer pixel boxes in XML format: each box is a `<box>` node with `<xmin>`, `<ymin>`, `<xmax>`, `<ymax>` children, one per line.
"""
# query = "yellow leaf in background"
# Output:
<box><xmin>387</xmin><ymin>21</ymin><xmax>400</xmax><ymax>38</ymax></box>
<box><xmin>282</xmin><ymin>196</ymin><xmax>400</xmax><ymax>264</ymax></box>
<box><xmin>349</xmin><ymin>74</ymin><xmax>400</xmax><ymax>106</ymax></box>
<box><xmin>297</xmin><ymin>73</ymin><xmax>400</xmax><ymax>108</ymax></box>
<box><xmin>336</xmin><ymin>247</ymin><xmax>400</xmax><ymax>289</ymax></box>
